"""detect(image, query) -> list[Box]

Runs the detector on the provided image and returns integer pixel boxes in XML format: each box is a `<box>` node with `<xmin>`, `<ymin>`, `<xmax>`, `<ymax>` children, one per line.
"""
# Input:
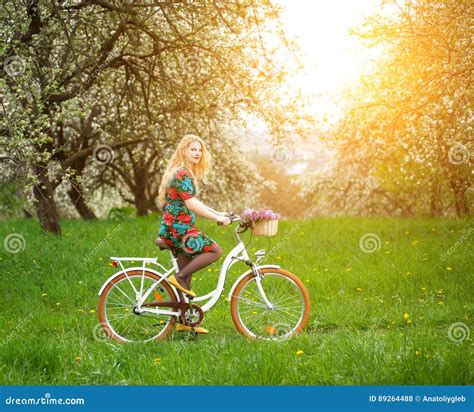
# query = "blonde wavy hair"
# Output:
<box><xmin>158</xmin><ymin>134</ymin><xmax>211</xmax><ymax>206</ymax></box>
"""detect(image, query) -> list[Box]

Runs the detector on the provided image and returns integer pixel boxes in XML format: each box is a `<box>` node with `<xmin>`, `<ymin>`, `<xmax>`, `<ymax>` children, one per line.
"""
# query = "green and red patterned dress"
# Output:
<box><xmin>158</xmin><ymin>166</ymin><xmax>217</xmax><ymax>257</ymax></box>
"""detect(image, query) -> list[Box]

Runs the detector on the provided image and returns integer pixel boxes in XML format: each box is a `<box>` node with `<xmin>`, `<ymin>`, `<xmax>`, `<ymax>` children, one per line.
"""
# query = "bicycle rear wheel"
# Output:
<box><xmin>98</xmin><ymin>270</ymin><xmax>178</xmax><ymax>343</ymax></box>
<box><xmin>230</xmin><ymin>267</ymin><xmax>310</xmax><ymax>340</ymax></box>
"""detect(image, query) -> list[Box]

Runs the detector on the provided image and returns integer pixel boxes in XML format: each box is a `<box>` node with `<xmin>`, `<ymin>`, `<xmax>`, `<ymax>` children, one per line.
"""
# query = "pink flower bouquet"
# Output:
<box><xmin>241</xmin><ymin>208</ymin><xmax>280</xmax><ymax>236</ymax></box>
<box><xmin>242</xmin><ymin>208</ymin><xmax>280</xmax><ymax>223</ymax></box>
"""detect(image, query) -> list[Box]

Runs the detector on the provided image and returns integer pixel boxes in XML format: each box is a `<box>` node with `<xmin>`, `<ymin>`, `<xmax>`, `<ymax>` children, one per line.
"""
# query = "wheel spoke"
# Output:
<box><xmin>235</xmin><ymin>272</ymin><xmax>307</xmax><ymax>339</ymax></box>
<box><xmin>101</xmin><ymin>272</ymin><xmax>176</xmax><ymax>342</ymax></box>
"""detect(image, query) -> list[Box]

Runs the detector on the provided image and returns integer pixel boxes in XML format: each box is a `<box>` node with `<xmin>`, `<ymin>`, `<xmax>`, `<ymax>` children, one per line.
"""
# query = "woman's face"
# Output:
<box><xmin>187</xmin><ymin>141</ymin><xmax>203</xmax><ymax>164</ymax></box>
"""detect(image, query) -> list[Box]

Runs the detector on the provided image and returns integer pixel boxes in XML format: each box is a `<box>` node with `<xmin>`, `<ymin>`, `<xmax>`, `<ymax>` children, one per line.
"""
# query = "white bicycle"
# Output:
<box><xmin>97</xmin><ymin>212</ymin><xmax>310</xmax><ymax>343</ymax></box>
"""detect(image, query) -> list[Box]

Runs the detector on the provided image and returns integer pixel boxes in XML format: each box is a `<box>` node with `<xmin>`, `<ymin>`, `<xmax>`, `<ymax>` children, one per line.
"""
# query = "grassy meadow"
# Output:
<box><xmin>0</xmin><ymin>215</ymin><xmax>472</xmax><ymax>385</ymax></box>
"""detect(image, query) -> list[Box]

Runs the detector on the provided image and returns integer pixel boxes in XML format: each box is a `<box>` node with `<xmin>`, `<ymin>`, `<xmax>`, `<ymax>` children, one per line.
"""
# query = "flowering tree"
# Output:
<box><xmin>1</xmin><ymin>0</ymin><xmax>313</xmax><ymax>232</ymax></box>
<box><xmin>303</xmin><ymin>0</ymin><xmax>472</xmax><ymax>217</ymax></box>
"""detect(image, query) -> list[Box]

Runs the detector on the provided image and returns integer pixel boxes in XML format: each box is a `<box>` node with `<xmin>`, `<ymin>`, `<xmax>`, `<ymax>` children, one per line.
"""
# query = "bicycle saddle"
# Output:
<box><xmin>155</xmin><ymin>237</ymin><xmax>171</xmax><ymax>250</ymax></box>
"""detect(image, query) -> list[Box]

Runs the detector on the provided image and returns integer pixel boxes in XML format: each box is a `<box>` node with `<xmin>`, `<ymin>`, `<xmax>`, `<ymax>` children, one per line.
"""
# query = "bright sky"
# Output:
<box><xmin>277</xmin><ymin>0</ymin><xmax>386</xmax><ymax>123</ymax></box>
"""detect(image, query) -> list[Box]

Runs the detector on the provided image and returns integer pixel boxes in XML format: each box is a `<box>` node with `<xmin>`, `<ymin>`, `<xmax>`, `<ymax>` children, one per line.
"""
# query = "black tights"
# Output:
<box><xmin>175</xmin><ymin>244</ymin><xmax>223</xmax><ymax>290</ymax></box>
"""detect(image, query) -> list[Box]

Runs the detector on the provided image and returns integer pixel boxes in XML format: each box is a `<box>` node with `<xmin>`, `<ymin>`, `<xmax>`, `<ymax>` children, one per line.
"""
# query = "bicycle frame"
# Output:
<box><xmin>98</xmin><ymin>219</ymin><xmax>279</xmax><ymax>319</ymax></box>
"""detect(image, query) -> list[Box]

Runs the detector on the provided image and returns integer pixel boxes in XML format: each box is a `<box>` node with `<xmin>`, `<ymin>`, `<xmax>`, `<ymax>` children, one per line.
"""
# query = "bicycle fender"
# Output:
<box><xmin>97</xmin><ymin>267</ymin><xmax>169</xmax><ymax>296</ymax></box>
<box><xmin>227</xmin><ymin>264</ymin><xmax>280</xmax><ymax>301</ymax></box>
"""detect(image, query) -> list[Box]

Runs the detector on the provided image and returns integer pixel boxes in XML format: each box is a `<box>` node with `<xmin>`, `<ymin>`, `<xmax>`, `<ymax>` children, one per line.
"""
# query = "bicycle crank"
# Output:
<box><xmin>180</xmin><ymin>303</ymin><xmax>204</xmax><ymax>327</ymax></box>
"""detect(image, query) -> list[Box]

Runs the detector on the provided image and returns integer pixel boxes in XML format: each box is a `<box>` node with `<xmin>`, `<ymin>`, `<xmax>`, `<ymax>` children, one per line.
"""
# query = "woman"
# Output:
<box><xmin>156</xmin><ymin>134</ymin><xmax>231</xmax><ymax>311</ymax></box>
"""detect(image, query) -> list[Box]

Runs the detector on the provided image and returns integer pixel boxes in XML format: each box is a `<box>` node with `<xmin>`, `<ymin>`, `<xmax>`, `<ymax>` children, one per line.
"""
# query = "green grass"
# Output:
<box><xmin>0</xmin><ymin>214</ymin><xmax>472</xmax><ymax>385</ymax></box>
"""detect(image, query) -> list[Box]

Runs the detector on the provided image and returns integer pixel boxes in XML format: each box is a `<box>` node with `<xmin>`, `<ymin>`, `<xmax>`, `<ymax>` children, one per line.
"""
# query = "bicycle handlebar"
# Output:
<box><xmin>216</xmin><ymin>211</ymin><xmax>251</xmax><ymax>229</ymax></box>
<box><xmin>216</xmin><ymin>211</ymin><xmax>239</xmax><ymax>226</ymax></box>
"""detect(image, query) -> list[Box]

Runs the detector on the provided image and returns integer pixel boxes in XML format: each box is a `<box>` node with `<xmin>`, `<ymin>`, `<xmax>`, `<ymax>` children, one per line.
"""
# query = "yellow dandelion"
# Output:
<box><xmin>56</xmin><ymin>302</ymin><xmax>61</xmax><ymax>306</ymax></box>
<box><xmin>346</xmin><ymin>268</ymin><xmax>351</xmax><ymax>272</ymax></box>
<box><xmin>425</xmin><ymin>354</ymin><xmax>431</xmax><ymax>359</ymax></box>
<box><xmin>305</xmin><ymin>279</ymin><xmax>311</xmax><ymax>283</ymax></box>
<box><xmin>41</xmin><ymin>293</ymin><xmax>47</xmax><ymax>297</ymax></box>
<box><xmin>421</xmin><ymin>287</ymin><xmax>426</xmax><ymax>291</ymax></box>
<box><xmin>403</xmin><ymin>313</ymin><xmax>410</xmax><ymax>320</ymax></box>
<box><xmin>207</xmin><ymin>268</ymin><xmax>212</xmax><ymax>272</ymax></box>
<box><xmin>431</xmin><ymin>228</ymin><xmax>436</xmax><ymax>232</ymax></box>
<box><xmin>225</xmin><ymin>297</ymin><xmax>230</xmax><ymax>302</ymax></box>
<box><xmin>78</xmin><ymin>309</ymin><xmax>84</xmax><ymax>313</ymax></box>
<box><xmin>385</xmin><ymin>241</ymin><xmax>390</xmax><ymax>245</ymax></box>
<box><xmin>438</xmin><ymin>301</ymin><xmax>444</xmax><ymax>305</ymax></box>
<box><xmin>385</xmin><ymin>251</ymin><xmax>391</xmax><ymax>254</ymax></box>
<box><xmin>296</xmin><ymin>350</ymin><xmax>304</xmax><ymax>356</ymax></box>
<box><xmin>78</xmin><ymin>281</ymin><xmax>83</xmax><ymax>284</ymax></box>
<box><xmin>276</xmin><ymin>256</ymin><xmax>282</xmax><ymax>260</ymax></box>
<box><xmin>98</xmin><ymin>257</ymin><xmax>103</xmax><ymax>261</ymax></box>
<box><xmin>446</xmin><ymin>267</ymin><xmax>452</xmax><ymax>271</ymax></box>
<box><xmin>405</xmin><ymin>272</ymin><xmax>411</xmax><ymax>275</ymax></box>
<box><xmin>356</xmin><ymin>287</ymin><xmax>362</xmax><ymax>292</ymax></box>
<box><xmin>251</xmin><ymin>311</ymin><xmax>258</xmax><ymax>315</ymax></box>
<box><xmin>299</xmin><ymin>232</ymin><xmax>304</xmax><ymax>235</ymax></box>
<box><xmin>407</xmin><ymin>319</ymin><xmax>412</xmax><ymax>324</ymax></box>
<box><xmin>75</xmin><ymin>356</ymin><xmax>81</xmax><ymax>362</ymax></box>
<box><xmin>415</xmin><ymin>350</ymin><xmax>421</xmax><ymax>356</ymax></box>
<box><xmin>89</xmin><ymin>309</ymin><xmax>95</xmax><ymax>313</ymax></box>
<box><xmin>154</xmin><ymin>357</ymin><xmax>161</xmax><ymax>365</ymax></box>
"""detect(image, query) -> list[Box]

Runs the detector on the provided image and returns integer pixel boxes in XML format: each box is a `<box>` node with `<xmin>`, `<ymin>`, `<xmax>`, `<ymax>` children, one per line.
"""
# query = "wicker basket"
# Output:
<box><xmin>251</xmin><ymin>219</ymin><xmax>279</xmax><ymax>236</ymax></box>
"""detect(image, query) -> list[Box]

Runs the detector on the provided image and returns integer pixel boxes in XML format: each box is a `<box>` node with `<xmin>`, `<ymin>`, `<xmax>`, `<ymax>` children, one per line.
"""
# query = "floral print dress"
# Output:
<box><xmin>158</xmin><ymin>166</ymin><xmax>217</xmax><ymax>257</ymax></box>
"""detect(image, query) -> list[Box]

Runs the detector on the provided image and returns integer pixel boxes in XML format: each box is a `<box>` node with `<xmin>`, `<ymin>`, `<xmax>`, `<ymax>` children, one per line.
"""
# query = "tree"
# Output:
<box><xmin>1</xmin><ymin>0</ymin><xmax>313</xmax><ymax>231</ymax></box>
<box><xmin>306</xmin><ymin>0</ymin><xmax>472</xmax><ymax>217</ymax></box>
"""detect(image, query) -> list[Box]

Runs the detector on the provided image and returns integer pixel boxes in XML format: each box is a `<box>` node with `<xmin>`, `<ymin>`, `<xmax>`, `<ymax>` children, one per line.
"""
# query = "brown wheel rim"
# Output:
<box><xmin>97</xmin><ymin>270</ymin><xmax>178</xmax><ymax>343</ymax></box>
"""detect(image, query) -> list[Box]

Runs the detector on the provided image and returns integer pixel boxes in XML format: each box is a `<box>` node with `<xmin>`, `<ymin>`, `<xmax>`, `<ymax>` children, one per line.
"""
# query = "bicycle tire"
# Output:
<box><xmin>97</xmin><ymin>270</ymin><xmax>178</xmax><ymax>343</ymax></box>
<box><xmin>230</xmin><ymin>267</ymin><xmax>310</xmax><ymax>340</ymax></box>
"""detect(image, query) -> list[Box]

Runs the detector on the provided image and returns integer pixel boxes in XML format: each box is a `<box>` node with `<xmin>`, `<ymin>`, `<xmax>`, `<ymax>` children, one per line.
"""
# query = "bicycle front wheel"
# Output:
<box><xmin>230</xmin><ymin>268</ymin><xmax>310</xmax><ymax>340</ymax></box>
<box><xmin>97</xmin><ymin>270</ymin><xmax>178</xmax><ymax>343</ymax></box>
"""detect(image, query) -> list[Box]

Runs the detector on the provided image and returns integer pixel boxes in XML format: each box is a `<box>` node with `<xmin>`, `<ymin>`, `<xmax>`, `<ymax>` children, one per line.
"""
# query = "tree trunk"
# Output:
<box><xmin>23</xmin><ymin>208</ymin><xmax>33</xmax><ymax>218</ymax></box>
<box><xmin>33</xmin><ymin>163</ymin><xmax>61</xmax><ymax>235</ymax></box>
<box><xmin>134</xmin><ymin>190</ymin><xmax>149</xmax><ymax>216</ymax></box>
<box><xmin>450</xmin><ymin>180</ymin><xmax>469</xmax><ymax>217</ymax></box>
<box><xmin>430</xmin><ymin>180</ymin><xmax>442</xmax><ymax>217</ymax></box>
<box><xmin>68</xmin><ymin>183</ymin><xmax>97</xmax><ymax>219</ymax></box>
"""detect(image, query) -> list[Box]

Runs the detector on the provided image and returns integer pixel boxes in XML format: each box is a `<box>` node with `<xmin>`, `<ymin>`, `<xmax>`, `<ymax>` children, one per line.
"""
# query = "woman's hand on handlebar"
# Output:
<box><xmin>216</xmin><ymin>215</ymin><xmax>231</xmax><ymax>226</ymax></box>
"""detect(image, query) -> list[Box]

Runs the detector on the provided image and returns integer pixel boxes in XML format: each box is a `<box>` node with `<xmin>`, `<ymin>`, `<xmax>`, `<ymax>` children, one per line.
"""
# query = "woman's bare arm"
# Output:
<box><xmin>201</xmin><ymin>203</ymin><xmax>225</xmax><ymax>216</ymax></box>
<box><xmin>185</xmin><ymin>198</ymin><xmax>221</xmax><ymax>221</ymax></box>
